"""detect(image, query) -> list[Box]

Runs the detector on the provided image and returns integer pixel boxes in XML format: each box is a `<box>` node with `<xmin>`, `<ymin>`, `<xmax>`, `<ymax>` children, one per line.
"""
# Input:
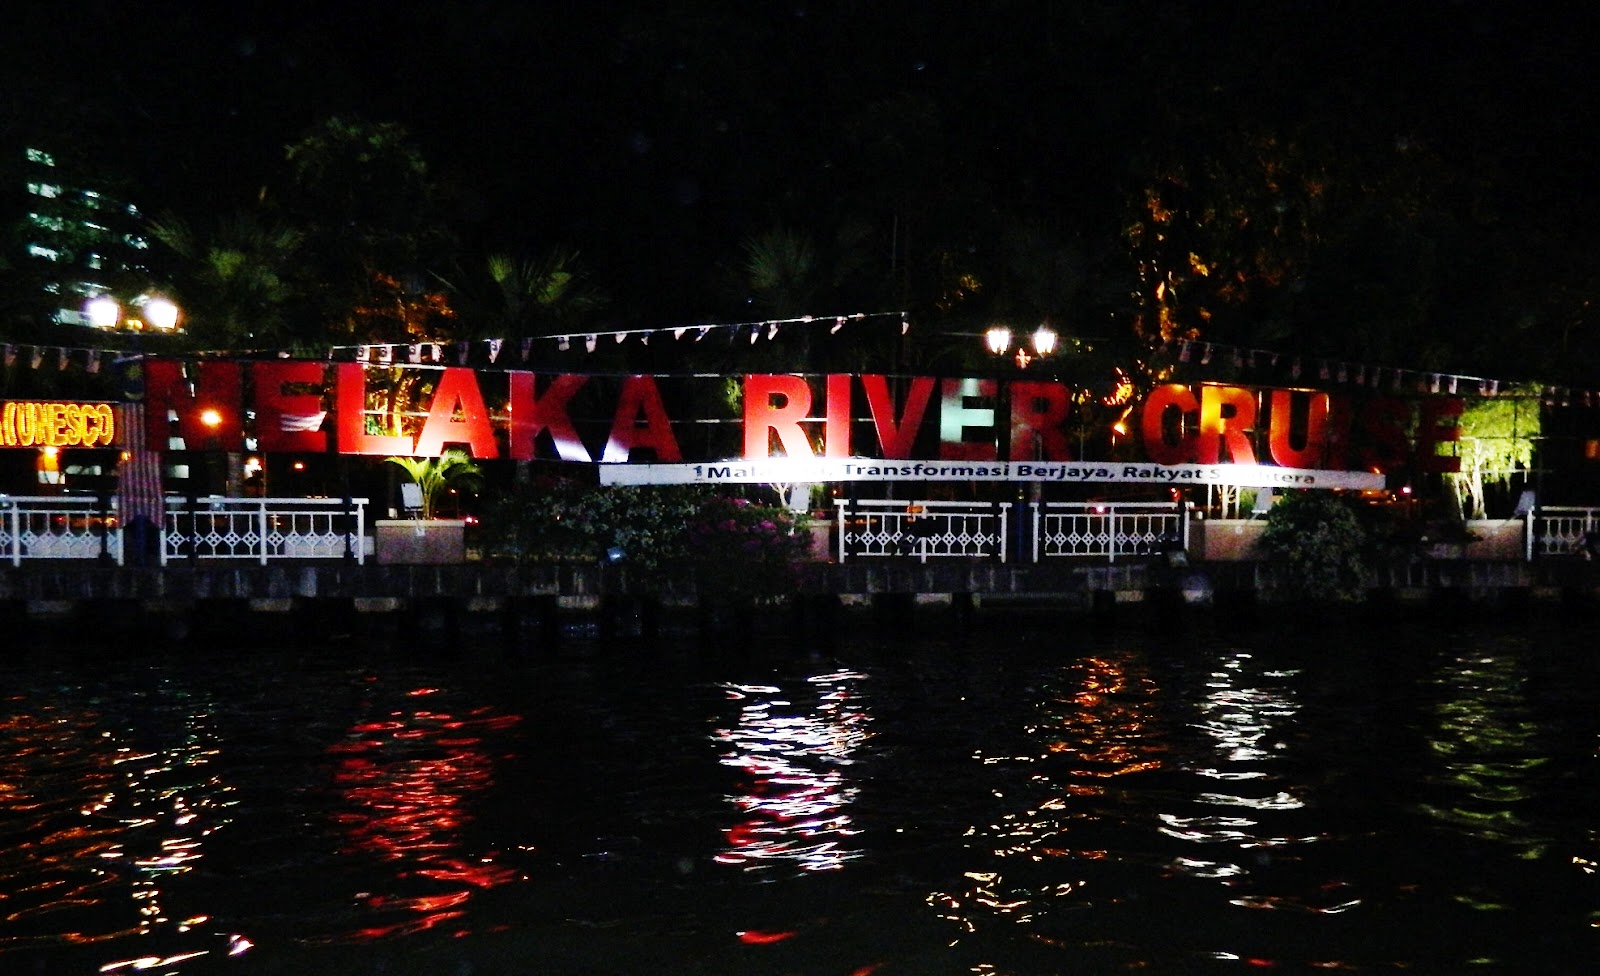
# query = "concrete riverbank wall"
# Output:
<box><xmin>4</xmin><ymin>557</ymin><xmax>1600</xmax><ymax>648</ymax></box>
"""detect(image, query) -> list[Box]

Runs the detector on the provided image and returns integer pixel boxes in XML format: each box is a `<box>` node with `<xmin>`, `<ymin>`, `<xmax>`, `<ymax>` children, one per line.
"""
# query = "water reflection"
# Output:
<box><xmin>1162</xmin><ymin>648</ymin><xmax>1319</xmax><ymax>895</ymax></box>
<box><xmin>325</xmin><ymin>684</ymin><xmax>523</xmax><ymax>941</ymax></box>
<box><xmin>1419</xmin><ymin>649</ymin><xmax>1547</xmax><ymax>853</ymax></box>
<box><xmin>930</xmin><ymin>652</ymin><xmax>1165</xmax><ymax>939</ymax></box>
<box><xmin>711</xmin><ymin>669</ymin><xmax>872</xmax><ymax>874</ymax></box>
<box><xmin>0</xmin><ymin>677</ymin><xmax>250</xmax><ymax>971</ymax></box>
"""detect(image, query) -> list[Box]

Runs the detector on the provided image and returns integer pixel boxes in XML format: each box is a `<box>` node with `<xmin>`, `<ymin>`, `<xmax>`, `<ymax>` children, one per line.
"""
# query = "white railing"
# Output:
<box><xmin>1034</xmin><ymin>501</ymin><xmax>1189</xmax><ymax>563</ymax></box>
<box><xmin>1530</xmin><ymin>506</ymin><xmax>1600</xmax><ymax>559</ymax></box>
<box><xmin>162</xmin><ymin>496</ymin><xmax>369</xmax><ymax>565</ymax></box>
<box><xmin>835</xmin><ymin>499</ymin><xmax>1009</xmax><ymax>562</ymax></box>
<box><xmin>0</xmin><ymin>494</ymin><xmax>121</xmax><ymax>566</ymax></box>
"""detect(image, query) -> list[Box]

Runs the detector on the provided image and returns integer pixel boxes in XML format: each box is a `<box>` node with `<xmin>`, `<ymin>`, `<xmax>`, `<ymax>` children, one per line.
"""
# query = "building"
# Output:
<box><xmin>9</xmin><ymin>146</ymin><xmax>176</xmax><ymax>331</ymax></box>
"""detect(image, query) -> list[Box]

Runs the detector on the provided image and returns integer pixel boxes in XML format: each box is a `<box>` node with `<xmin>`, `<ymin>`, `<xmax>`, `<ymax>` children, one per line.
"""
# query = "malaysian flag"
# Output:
<box><xmin>118</xmin><ymin>400</ymin><xmax>166</xmax><ymax>530</ymax></box>
<box><xmin>113</xmin><ymin>353</ymin><xmax>166</xmax><ymax>566</ymax></box>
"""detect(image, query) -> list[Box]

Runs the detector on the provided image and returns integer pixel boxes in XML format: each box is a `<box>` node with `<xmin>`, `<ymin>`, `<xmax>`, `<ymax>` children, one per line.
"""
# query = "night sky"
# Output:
<box><xmin>4</xmin><ymin>1</ymin><xmax>1598</xmax><ymax>346</ymax></box>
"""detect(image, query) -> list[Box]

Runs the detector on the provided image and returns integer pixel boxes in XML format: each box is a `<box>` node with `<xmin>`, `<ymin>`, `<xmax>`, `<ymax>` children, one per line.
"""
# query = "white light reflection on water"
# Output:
<box><xmin>0</xmin><ymin>678</ymin><xmax>250</xmax><ymax>972</ymax></box>
<box><xmin>1162</xmin><ymin>648</ymin><xmax>1329</xmax><ymax>919</ymax></box>
<box><xmin>711</xmin><ymin>669</ymin><xmax>871</xmax><ymax>874</ymax></box>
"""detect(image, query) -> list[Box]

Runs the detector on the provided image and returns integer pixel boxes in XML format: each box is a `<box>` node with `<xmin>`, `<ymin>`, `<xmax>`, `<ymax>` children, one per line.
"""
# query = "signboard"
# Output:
<box><xmin>0</xmin><ymin>400</ymin><xmax>117</xmax><ymax>449</ymax></box>
<box><xmin>597</xmin><ymin>458</ymin><xmax>1383</xmax><ymax>490</ymax></box>
<box><xmin>132</xmin><ymin>358</ymin><xmax>1462</xmax><ymax>489</ymax></box>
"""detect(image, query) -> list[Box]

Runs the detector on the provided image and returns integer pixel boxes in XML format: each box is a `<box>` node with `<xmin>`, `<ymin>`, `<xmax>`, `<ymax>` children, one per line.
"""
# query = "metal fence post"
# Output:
<box><xmin>1</xmin><ymin>497</ymin><xmax>16</xmax><ymax>567</ymax></box>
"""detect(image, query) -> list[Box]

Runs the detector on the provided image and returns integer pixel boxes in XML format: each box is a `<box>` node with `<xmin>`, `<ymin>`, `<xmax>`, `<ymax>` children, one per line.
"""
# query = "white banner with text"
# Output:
<box><xmin>598</xmin><ymin>458</ymin><xmax>1386</xmax><ymax>490</ymax></box>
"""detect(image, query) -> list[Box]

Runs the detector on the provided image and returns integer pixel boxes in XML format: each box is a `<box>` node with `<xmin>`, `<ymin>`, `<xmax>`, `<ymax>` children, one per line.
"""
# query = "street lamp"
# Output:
<box><xmin>984</xmin><ymin>323</ymin><xmax>1058</xmax><ymax>368</ymax></box>
<box><xmin>81</xmin><ymin>294</ymin><xmax>182</xmax><ymax>331</ymax></box>
<box><xmin>139</xmin><ymin>295</ymin><xmax>180</xmax><ymax>331</ymax></box>
<box><xmin>85</xmin><ymin>295</ymin><xmax>121</xmax><ymax>328</ymax></box>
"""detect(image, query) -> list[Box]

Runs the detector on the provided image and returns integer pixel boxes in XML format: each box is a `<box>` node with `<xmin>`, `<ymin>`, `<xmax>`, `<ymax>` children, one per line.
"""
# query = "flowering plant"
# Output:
<box><xmin>683</xmin><ymin>495</ymin><xmax>812</xmax><ymax>597</ymax></box>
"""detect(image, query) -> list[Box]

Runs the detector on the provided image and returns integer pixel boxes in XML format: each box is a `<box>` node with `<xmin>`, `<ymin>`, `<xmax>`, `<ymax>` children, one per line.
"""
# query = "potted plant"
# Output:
<box><xmin>374</xmin><ymin>448</ymin><xmax>484</xmax><ymax>564</ymax></box>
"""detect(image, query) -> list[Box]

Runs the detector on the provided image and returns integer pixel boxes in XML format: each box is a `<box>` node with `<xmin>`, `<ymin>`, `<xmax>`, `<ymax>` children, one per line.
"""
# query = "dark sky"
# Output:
<box><xmin>5</xmin><ymin>1</ymin><xmax>1597</xmax><ymax>324</ymax></box>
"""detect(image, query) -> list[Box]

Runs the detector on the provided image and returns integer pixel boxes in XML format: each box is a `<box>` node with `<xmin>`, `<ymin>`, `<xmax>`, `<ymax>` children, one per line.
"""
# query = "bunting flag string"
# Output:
<box><xmin>1166</xmin><ymin>338</ymin><xmax>1551</xmax><ymax>401</ymax></box>
<box><xmin>324</xmin><ymin>310</ymin><xmax>907</xmax><ymax>365</ymax></box>
<box><xmin>0</xmin><ymin>318</ymin><xmax>1595</xmax><ymax>411</ymax></box>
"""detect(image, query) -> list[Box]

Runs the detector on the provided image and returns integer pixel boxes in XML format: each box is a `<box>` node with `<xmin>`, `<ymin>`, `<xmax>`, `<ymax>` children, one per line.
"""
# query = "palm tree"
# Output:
<box><xmin>146</xmin><ymin>212</ymin><xmax>305</xmax><ymax>348</ymax></box>
<box><xmin>442</xmin><ymin>249</ymin><xmax>607</xmax><ymax>343</ymax></box>
<box><xmin>383</xmin><ymin>448</ymin><xmax>483</xmax><ymax>519</ymax></box>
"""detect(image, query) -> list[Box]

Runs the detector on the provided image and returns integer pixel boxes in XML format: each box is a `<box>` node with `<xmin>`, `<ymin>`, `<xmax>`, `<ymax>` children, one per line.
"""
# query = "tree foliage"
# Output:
<box><xmin>383</xmin><ymin>448</ymin><xmax>483</xmax><ymax>520</ymax></box>
<box><xmin>1446</xmin><ymin>391</ymin><xmax>1541</xmax><ymax>519</ymax></box>
<box><xmin>1257</xmin><ymin>490</ymin><xmax>1370</xmax><ymax>604</ymax></box>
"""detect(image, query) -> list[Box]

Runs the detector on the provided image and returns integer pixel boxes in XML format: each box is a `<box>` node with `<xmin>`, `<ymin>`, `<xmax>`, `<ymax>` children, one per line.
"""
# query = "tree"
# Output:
<box><xmin>145</xmin><ymin>213</ymin><xmax>304</xmax><ymax>349</ymax></box>
<box><xmin>442</xmin><ymin>249</ymin><xmax>607</xmax><ymax>342</ymax></box>
<box><xmin>1445</xmin><ymin>391</ymin><xmax>1541</xmax><ymax>519</ymax></box>
<box><xmin>273</xmin><ymin>116</ymin><xmax>457</xmax><ymax>343</ymax></box>
<box><xmin>1258</xmin><ymin>490</ymin><xmax>1370</xmax><ymax>604</ymax></box>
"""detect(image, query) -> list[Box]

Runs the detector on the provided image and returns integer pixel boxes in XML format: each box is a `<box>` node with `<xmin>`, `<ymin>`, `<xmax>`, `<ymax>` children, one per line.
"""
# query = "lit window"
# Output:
<box><xmin>27</xmin><ymin>244</ymin><xmax>61</xmax><ymax>261</ymax></box>
<box><xmin>25</xmin><ymin>148</ymin><xmax>56</xmax><ymax>165</ymax></box>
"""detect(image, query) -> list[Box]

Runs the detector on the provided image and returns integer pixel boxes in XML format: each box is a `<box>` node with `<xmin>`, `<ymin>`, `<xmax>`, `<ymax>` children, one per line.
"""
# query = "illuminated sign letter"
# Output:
<box><xmin>1266</xmin><ymin>389</ymin><xmax>1331</xmax><ymax>469</ymax></box>
<box><xmin>0</xmin><ymin>401</ymin><xmax>116</xmax><ymax>448</ymax></box>
<box><xmin>145</xmin><ymin>358</ymin><xmax>244</xmax><ymax>449</ymax></box>
<box><xmin>253</xmin><ymin>360</ymin><xmax>327</xmax><ymax>453</ymax></box>
<box><xmin>1197</xmin><ymin>385</ymin><xmax>1257</xmax><ymax>464</ymax></box>
<box><xmin>413</xmin><ymin>367</ymin><xmax>499</xmax><ymax>458</ymax></box>
<box><xmin>602</xmin><ymin>375</ymin><xmax>681</xmax><ymax>462</ymax></box>
<box><xmin>508</xmin><ymin>372</ymin><xmax>591</xmax><ymax>462</ymax></box>
<box><xmin>1357</xmin><ymin>396</ymin><xmax>1410</xmax><ymax>472</ymax></box>
<box><xmin>862</xmin><ymin>375</ymin><xmax>934</xmax><ymax>459</ymax></box>
<box><xmin>824</xmin><ymin>373</ymin><xmax>852</xmax><ymax>458</ymax></box>
<box><xmin>1416</xmin><ymin>397</ymin><xmax>1464</xmax><ymax>474</ymax></box>
<box><xmin>1009</xmin><ymin>380</ymin><xmax>1072</xmax><ymax>462</ymax></box>
<box><xmin>939</xmin><ymin>378</ymin><xmax>997</xmax><ymax>461</ymax></box>
<box><xmin>743</xmin><ymin>374</ymin><xmax>813</xmax><ymax>459</ymax></box>
<box><xmin>335</xmin><ymin>363</ymin><xmax>412</xmax><ymax>456</ymax></box>
<box><xmin>1141</xmin><ymin>384</ymin><xmax>1200</xmax><ymax>465</ymax></box>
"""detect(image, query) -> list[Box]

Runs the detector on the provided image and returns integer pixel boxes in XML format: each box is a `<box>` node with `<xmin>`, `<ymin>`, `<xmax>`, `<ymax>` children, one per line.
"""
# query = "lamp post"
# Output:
<box><xmin>983</xmin><ymin>323</ymin><xmax>1061</xmax><ymax>556</ymax></box>
<box><xmin>984</xmin><ymin>323</ymin><xmax>1057</xmax><ymax>369</ymax></box>
<box><xmin>81</xmin><ymin>293</ymin><xmax>182</xmax><ymax>331</ymax></box>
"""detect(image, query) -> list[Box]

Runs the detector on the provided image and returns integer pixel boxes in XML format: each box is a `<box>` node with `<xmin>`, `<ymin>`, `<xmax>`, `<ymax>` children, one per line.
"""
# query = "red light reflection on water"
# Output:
<box><xmin>327</xmin><ymin>691</ymin><xmax>522</xmax><ymax>940</ymax></box>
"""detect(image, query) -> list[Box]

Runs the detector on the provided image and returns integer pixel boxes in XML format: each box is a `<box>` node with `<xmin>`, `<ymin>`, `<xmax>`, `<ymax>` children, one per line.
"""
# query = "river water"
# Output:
<box><xmin>2</xmin><ymin>607</ymin><xmax>1597</xmax><ymax>975</ymax></box>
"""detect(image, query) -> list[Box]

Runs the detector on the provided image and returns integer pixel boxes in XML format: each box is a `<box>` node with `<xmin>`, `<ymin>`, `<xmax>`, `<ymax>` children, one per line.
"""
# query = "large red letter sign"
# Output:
<box><xmin>1141</xmin><ymin>384</ymin><xmax>1200</xmax><ymax>465</ymax></box>
<box><xmin>334</xmin><ymin>364</ymin><xmax>412</xmax><ymax>456</ymax></box>
<box><xmin>253</xmin><ymin>360</ymin><xmax>327</xmax><ymax>453</ymax></box>
<box><xmin>413</xmin><ymin>367</ymin><xmax>499</xmax><ymax>458</ymax></box>
<box><xmin>743</xmin><ymin>374</ymin><xmax>813</xmax><ymax>458</ymax></box>
<box><xmin>508</xmin><ymin>372</ymin><xmax>591</xmax><ymax>462</ymax></box>
<box><xmin>602</xmin><ymin>376</ymin><xmax>681</xmax><ymax>462</ymax></box>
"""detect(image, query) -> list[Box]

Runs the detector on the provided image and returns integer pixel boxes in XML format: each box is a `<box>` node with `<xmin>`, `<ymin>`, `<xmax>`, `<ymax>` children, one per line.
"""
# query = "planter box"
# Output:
<box><xmin>1191</xmin><ymin>518</ymin><xmax>1267</xmax><ymax>561</ymax></box>
<box><xmin>1461</xmin><ymin>519</ymin><xmax>1525</xmax><ymax>560</ymax></box>
<box><xmin>374</xmin><ymin>519</ymin><xmax>467</xmax><ymax>564</ymax></box>
<box><xmin>807</xmin><ymin>520</ymin><xmax>835</xmax><ymax>561</ymax></box>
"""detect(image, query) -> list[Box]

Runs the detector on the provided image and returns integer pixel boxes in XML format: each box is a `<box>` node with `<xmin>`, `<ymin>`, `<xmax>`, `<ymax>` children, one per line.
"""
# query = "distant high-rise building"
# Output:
<box><xmin>12</xmin><ymin>147</ymin><xmax>177</xmax><ymax>331</ymax></box>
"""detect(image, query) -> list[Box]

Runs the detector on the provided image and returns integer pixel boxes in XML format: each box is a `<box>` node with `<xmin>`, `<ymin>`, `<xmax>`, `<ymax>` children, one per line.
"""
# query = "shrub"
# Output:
<box><xmin>480</xmin><ymin>479</ymin><xmax>810</xmax><ymax>597</ymax></box>
<box><xmin>1257</xmin><ymin>490</ymin><xmax>1370</xmax><ymax>604</ymax></box>
<box><xmin>480</xmin><ymin>477</ymin><xmax>704</xmax><ymax>574</ymax></box>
